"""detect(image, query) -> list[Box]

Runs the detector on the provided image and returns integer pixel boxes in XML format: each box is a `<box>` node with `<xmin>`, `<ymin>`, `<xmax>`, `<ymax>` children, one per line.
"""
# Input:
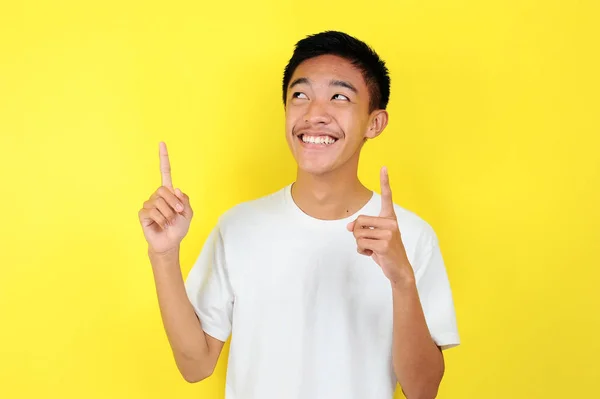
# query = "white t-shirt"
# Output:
<box><xmin>185</xmin><ymin>184</ymin><xmax>460</xmax><ymax>399</ymax></box>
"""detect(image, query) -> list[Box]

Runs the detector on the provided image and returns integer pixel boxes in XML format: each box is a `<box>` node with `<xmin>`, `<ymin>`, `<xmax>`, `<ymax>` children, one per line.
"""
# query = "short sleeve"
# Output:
<box><xmin>184</xmin><ymin>222</ymin><xmax>234</xmax><ymax>342</ymax></box>
<box><xmin>414</xmin><ymin>228</ymin><xmax>460</xmax><ymax>350</ymax></box>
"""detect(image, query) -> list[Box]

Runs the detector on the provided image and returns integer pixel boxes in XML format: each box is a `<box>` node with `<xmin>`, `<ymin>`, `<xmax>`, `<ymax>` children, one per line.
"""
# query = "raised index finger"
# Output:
<box><xmin>159</xmin><ymin>141</ymin><xmax>173</xmax><ymax>188</ymax></box>
<box><xmin>379</xmin><ymin>166</ymin><xmax>395</xmax><ymax>217</ymax></box>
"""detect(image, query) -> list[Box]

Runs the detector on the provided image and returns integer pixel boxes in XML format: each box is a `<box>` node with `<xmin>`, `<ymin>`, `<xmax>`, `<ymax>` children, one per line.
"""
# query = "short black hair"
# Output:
<box><xmin>282</xmin><ymin>30</ymin><xmax>391</xmax><ymax>112</ymax></box>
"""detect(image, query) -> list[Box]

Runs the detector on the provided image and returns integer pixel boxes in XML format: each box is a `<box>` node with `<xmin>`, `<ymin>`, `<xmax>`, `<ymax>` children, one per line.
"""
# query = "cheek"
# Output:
<box><xmin>337</xmin><ymin>113</ymin><xmax>367</xmax><ymax>142</ymax></box>
<box><xmin>284</xmin><ymin>109</ymin><xmax>299</xmax><ymax>132</ymax></box>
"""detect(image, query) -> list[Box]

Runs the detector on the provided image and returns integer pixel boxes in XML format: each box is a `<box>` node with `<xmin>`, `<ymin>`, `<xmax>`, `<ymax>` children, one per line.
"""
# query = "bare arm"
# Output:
<box><xmin>139</xmin><ymin>142</ymin><xmax>224</xmax><ymax>383</ymax></box>
<box><xmin>150</xmin><ymin>247</ymin><xmax>225</xmax><ymax>382</ymax></box>
<box><xmin>348</xmin><ymin>168</ymin><xmax>446</xmax><ymax>399</ymax></box>
<box><xmin>392</xmin><ymin>277</ymin><xmax>444</xmax><ymax>399</ymax></box>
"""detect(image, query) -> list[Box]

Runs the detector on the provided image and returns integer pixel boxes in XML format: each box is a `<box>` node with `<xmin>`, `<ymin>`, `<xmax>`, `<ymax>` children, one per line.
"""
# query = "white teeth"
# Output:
<box><xmin>301</xmin><ymin>135</ymin><xmax>336</xmax><ymax>145</ymax></box>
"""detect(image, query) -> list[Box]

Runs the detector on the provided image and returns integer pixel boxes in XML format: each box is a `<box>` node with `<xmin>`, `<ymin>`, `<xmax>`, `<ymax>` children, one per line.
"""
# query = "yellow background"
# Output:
<box><xmin>1</xmin><ymin>0</ymin><xmax>598</xmax><ymax>398</ymax></box>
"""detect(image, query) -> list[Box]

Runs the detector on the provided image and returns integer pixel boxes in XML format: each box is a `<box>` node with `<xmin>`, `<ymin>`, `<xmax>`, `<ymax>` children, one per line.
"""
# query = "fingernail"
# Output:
<box><xmin>176</xmin><ymin>204</ymin><xmax>183</xmax><ymax>212</ymax></box>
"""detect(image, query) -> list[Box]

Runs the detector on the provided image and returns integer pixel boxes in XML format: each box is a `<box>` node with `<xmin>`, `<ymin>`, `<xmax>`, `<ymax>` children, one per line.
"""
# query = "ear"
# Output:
<box><xmin>364</xmin><ymin>110</ymin><xmax>389</xmax><ymax>139</ymax></box>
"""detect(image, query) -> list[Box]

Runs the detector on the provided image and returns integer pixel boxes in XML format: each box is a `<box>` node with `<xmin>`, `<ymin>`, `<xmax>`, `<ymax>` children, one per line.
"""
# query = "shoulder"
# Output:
<box><xmin>388</xmin><ymin>202</ymin><xmax>444</xmax><ymax>273</ymax></box>
<box><xmin>367</xmin><ymin>189</ymin><xmax>437</xmax><ymax>242</ymax></box>
<box><xmin>394</xmin><ymin>204</ymin><xmax>437</xmax><ymax>241</ymax></box>
<box><xmin>215</xmin><ymin>185</ymin><xmax>289</xmax><ymax>234</ymax></box>
<box><xmin>377</xmin><ymin>197</ymin><xmax>440</xmax><ymax>256</ymax></box>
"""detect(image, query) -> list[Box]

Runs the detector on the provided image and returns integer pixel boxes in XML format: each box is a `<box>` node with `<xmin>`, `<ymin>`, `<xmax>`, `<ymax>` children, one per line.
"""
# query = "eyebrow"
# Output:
<box><xmin>330</xmin><ymin>79</ymin><xmax>357</xmax><ymax>94</ymax></box>
<box><xmin>289</xmin><ymin>77</ymin><xmax>310</xmax><ymax>89</ymax></box>
<box><xmin>289</xmin><ymin>77</ymin><xmax>358</xmax><ymax>94</ymax></box>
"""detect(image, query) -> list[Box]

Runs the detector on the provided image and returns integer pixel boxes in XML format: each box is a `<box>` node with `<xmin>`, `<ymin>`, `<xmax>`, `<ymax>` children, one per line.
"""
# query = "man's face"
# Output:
<box><xmin>284</xmin><ymin>54</ymin><xmax>386</xmax><ymax>176</ymax></box>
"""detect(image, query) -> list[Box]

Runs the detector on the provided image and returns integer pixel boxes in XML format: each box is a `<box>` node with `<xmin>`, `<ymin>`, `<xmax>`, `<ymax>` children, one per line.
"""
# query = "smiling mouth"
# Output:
<box><xmin>298</xmin><ymin>134</ymin><xmax>338</xmax><ymax>146</ymax></box>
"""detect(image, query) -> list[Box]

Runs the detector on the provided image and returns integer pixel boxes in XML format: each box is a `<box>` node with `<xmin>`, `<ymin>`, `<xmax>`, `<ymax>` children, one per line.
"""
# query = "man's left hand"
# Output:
<box><xmin>347</xmin><ymin>167</ymin><xmax>414</xmax><ymax>286</ymax></box>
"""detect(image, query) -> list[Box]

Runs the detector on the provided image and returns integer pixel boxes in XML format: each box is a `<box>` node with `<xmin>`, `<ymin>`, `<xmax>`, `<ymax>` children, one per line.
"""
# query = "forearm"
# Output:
<box><xmin>149</xmin><ymin>247</ymin><xmax>213</xmax><ymax>381</ymax></box>
<box><xmin>392</xmin><ymin>276</ymin><xmax>444</xmax><ymax>399</ymax></box>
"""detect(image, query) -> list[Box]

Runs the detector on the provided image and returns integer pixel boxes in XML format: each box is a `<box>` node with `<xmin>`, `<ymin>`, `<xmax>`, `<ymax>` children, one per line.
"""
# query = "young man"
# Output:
<box><xmin>138</xmin><ymin>31</ymin><xmax>459</xmax><ymax>399</ymax></box>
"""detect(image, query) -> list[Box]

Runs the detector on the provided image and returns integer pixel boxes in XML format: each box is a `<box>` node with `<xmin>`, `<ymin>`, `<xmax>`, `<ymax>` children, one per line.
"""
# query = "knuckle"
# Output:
<box><xmin>158</xmin><ymin>186</ymin><xmax>169</xmax><ymax>197</ymax></box>
<box><xmin>156</xmin><ymin>197</ymin><xmax>167</xmax><ymax>207</ymax></box>
<box><xmin>149</xmin><ymin>209</ymin><xmax>160</xmax><ymax>221</ymax></box>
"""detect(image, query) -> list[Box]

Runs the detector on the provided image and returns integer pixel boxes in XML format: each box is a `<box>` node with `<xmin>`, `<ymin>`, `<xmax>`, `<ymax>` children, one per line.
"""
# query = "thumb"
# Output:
<box><xmin>346</xmin><ymin>220</ymin><xmax>355</xmax><ymax>232</ymax></box>
<box><xmin>175</xmin><ymin>188</ymin><xmax>193</xmax><ymax>218</ymax></box>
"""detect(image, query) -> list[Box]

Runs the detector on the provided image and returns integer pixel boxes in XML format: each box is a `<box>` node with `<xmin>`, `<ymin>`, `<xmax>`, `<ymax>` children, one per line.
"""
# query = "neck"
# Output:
<box><xmin>291</xmin><ymin>159</ymin><xmax>373</xmax><ymax>221</ymax></box>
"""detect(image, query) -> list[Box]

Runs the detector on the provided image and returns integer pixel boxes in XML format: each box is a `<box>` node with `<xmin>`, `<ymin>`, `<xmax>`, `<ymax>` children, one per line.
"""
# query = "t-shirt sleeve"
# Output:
<box><xmin>184</xmin><ymin>222</ymin><xmax>234</xmax><ymax>343</ymax></box>
<box><xmin>414</xmin><ymin>227</ymin><xmax>460</xmax><ymax>350</ymax></box>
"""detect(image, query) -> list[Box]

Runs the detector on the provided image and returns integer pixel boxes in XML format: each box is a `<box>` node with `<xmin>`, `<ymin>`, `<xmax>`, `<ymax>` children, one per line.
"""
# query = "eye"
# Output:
<box><xmin>292</xmin><ymin>92</ymin><xmax>308</xmax><ymax>99</ymax></box>
<box><xmin>332</xmin><ymin>93</ymin><xmax>349</xmax><ymax>101</ymax></box>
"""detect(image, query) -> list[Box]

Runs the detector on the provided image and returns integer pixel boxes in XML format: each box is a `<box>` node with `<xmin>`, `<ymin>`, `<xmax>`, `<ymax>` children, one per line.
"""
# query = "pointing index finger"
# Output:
<box><xmin>159</xmin><ymin>141</ymin><xmax>173</xmax><ymax>188</ymax></box>
<box><xmin>379</xmin><ymin>166</ymin><xmax>395</xmax><ymax>217</ymax></box>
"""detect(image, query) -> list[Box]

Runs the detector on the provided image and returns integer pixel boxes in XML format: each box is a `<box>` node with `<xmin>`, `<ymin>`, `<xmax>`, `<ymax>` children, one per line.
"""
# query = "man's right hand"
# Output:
<box><xmin>138</xmin><ymin>142</ymin><xmax>194</xmax><ymax>254</ymax></box>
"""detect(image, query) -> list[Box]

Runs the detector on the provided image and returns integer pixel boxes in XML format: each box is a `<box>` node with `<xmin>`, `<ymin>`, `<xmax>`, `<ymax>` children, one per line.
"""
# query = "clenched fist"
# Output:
<box><xmin>138</xmin><ymin>142</ymin><xmax>194</xmax><ymax>254</ymax></box>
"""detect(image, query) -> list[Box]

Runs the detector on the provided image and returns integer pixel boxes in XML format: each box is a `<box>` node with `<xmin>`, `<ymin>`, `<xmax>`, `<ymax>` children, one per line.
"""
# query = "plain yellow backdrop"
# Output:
<box><xmin>1</xmin><ymin>0</ymin><xmax>598</xmax><ymax>398</ymax></box>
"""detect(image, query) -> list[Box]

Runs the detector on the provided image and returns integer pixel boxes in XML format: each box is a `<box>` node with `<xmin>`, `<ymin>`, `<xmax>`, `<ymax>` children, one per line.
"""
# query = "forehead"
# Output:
<box><xmin>289</xmin><ymin>54</ymin><xmax>367</xmax><ymax>90</ymax></box>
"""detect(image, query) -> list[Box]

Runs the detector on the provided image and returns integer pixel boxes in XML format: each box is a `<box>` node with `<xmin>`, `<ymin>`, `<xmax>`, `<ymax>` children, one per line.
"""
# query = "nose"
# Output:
<box><xmin>303</xmin><ymin>99</ymin><xmax>332</xmax><ymax>125</ymax></box>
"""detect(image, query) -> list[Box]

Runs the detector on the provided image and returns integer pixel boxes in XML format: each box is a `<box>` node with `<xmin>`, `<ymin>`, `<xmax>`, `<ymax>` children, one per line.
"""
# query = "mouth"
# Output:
<box><xmin>297</xmin><ymin>133</ymin><xmax>339</xmax><ymax>147</ymax></box>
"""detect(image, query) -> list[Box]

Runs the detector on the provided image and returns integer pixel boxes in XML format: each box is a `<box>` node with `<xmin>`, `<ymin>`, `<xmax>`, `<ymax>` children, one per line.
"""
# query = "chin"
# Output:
<box><xmin>295</xmin><ymin>159</ymin><xmax>338</xmax><ymax>176</ymax></box>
